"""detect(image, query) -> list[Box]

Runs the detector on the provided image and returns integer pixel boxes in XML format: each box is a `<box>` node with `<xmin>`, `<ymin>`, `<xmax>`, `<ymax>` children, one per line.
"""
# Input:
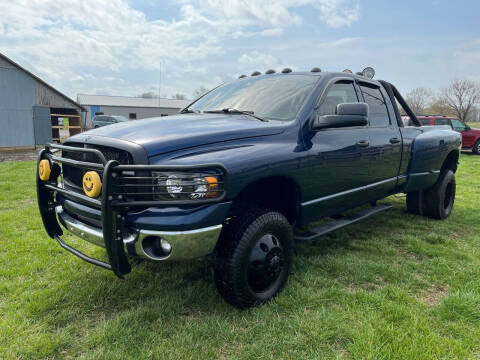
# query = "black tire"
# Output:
<box><xmin>214</xmin><ymin>209</ymin><xmax>293</xmax><ymax>309</ymax></box>
<box><xmin>473</xmin><ymin>140</ymin><xmax>480</xmax><ymax>155</ymax></box>
<box><xmin>406</xmin><ymin>190</ymin><xmax>424</xmax><ymax>215</ymax></box>
<box><xmin>423</xmin><ymin>170</ymin><xmax>456</xmax><ymax>220</ymax></box>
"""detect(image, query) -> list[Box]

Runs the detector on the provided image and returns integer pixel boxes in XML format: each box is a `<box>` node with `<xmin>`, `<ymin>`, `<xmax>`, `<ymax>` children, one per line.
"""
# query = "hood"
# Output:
<box><xmin>70</xmin><ymin>113</ymin><xmax>286</xmax><ymax>156</ymax></box>
<box><xmin>468</xmin><ymin>127</ymin><xmax>480</xmax><ymax>135</ymax></box>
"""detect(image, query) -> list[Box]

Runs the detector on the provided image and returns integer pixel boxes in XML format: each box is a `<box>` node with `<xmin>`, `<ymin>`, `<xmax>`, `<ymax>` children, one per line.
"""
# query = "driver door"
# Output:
<box><xmin>301</xmin><ymin>79</ymin><xmax>371</xmax><ymax>222</ymax></box>
<box><xmin>450</xmin><ymin>118</ymin><xmax>473</xmax><ymax>147</ymax></box>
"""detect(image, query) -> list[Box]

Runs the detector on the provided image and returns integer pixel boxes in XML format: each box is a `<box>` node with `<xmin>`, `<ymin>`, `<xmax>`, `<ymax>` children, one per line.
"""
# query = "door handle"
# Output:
<box><xmin>389</xmin><ymin>137</ymin><xmax>401</xmax><ymax>144</ymax></box>
<box><xmin>356</xmin><ymin>140</ymin><xmax>370</xmax><ymax>148</ymax></box>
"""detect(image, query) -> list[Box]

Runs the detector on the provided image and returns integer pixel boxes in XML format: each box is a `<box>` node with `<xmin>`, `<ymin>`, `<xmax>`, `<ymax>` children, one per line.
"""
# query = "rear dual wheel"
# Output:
<box><xmin>214</xmin><ymin>209</ymin><xmax>293</xmax><ymax>309</ymax></box>
<box><xmin>406</xmin><ymin>170</ymin><xmax>456</xmax><ymax>220</ymax></box>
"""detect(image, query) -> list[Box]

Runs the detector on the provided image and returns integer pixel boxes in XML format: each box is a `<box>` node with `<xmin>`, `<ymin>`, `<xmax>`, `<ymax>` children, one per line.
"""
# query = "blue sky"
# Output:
<box><xmin>0</xmin><ymin>0</ymin><xmax>479</xmax><ymax>100</ymax></box>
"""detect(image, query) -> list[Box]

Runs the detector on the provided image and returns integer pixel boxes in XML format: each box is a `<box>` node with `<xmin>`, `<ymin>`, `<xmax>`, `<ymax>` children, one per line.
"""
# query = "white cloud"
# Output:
<box><xmin>315</xmin><ymin>0</ymin><xmax>360</xmax><ymax>28</ymax></box>
<box><xmin>177</xmin><ymin>0</ymin><xmax>302</xmax><ymax>28</ymax></box>
<box><xmin>0</xmin><ymin>0</ymin><xmax>361</xmax><ymax>98</ymax></box>
<box><xmin>238</xmin><ymin>51</ymin><xmax>280</xmax><ymax>67</ymax></box>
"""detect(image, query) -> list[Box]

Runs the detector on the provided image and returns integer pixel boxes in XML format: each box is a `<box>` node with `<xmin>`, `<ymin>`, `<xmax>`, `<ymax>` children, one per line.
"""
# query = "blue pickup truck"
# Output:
<box><xmin>37</xmin><ymin>68</ymin><xmax>461</xmax><ymax>308</ymax></box>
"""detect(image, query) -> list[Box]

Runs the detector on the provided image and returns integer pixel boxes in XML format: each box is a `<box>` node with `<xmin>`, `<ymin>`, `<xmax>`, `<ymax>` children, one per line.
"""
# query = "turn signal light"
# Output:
<box><xmin>205</xmin><ymin>176</ymin><xmax>219</xmax><ymax>198</ymax></box>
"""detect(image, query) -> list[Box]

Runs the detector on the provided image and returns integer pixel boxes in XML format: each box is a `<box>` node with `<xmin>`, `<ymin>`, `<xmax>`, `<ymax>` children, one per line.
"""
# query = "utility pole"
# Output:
<box><xmin>158</xmin><ymin>61</ymin><xmax>162</xmax><ymax>108</ymax></box>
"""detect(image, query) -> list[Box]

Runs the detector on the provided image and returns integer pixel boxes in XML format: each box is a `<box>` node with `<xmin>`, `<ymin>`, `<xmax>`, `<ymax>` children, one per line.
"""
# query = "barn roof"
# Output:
<box><xmin>0</xmin><ymin>52</ymin><xmax>84</xmax><ymax>111</ymax></box>
<box><xmin>77</xmin><ymin>94</ymin><xmax>191</xmax><ymax>109</ymax></box>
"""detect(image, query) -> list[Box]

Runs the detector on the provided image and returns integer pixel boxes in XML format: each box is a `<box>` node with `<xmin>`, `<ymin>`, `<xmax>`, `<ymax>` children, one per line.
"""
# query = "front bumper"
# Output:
<box><xmin>36</xmin><ymin>143</ymin><xmax>229</xmax><ymax>278</ymax></box>
<box><xmin>55</xmin><ymin>206</ymin><xmax>222</xmax><ymax>261</ymax></box>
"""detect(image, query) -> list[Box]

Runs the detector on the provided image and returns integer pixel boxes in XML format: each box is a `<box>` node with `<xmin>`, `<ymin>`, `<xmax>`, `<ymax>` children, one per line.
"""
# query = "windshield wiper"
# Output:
<box><xmin>180</xmin><ymin>107</ymin><xmax>196</xmax><ymax>114</ymax></box>
<box><xmin>204</xmin><ymin>108</ymin><xmax>269</xmax><ymax>122</ymax></box>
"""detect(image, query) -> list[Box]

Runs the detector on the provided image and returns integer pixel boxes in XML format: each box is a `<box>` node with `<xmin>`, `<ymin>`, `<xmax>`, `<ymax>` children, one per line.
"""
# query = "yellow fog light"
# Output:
<box><xmin>83</xmin><ymin>171</ymin><xmax>102</xmax><ymax>198</ymax></box>
<box><xmin>38</xmin><ymin>159</ymin><xmax>51</xmax><ymax>181</ymax></box>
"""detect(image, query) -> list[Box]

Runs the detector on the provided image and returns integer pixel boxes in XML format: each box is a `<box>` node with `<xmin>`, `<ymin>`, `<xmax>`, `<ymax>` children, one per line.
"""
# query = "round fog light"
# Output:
<box><xmin>141</xmin><ymin>236</ymin><xmax>172</xmax><ymax>260</ymax></box>
<box><xmin>38</xmin><ymin>159</ymin><xmax>51</xmax><ymax>181</ymax></box>
<box><xmin>160</xmin><ymin>238</ymin><xmax>172</xmax><ymax>254</ymax></box>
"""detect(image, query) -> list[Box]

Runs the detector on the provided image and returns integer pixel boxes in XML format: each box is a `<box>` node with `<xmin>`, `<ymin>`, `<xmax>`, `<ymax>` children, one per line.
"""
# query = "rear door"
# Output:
<box><xmin>434</xmin><ymin>118</ymin><xmax>450</xmax><ymax>126</ymax></box>
<box><xmin>359</xmin><ymin>81</ymin><xmax>402</xmax><ymax>199</ymax></box>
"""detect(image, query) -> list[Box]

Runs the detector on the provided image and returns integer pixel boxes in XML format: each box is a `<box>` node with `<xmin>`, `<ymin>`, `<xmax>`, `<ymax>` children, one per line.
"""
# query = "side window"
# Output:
<box><xmin>318</xmin><ymin>82</ymin><xmax>358</xmax><ymax>116</ymax></box>
<box><xmin>435</xmin><ymin>118</ymin><xmax>449</xmax><ymax>125</ymax></box>
<box><xmin>129</xmin><ymin>113</ymin><xmax>137</xmax><ymax>119</ymax></box>
<box><xmin>450</xmin><ymin>119</ymin><xmax>467</xmax><ymax>131</ymax></box>
<box><xmin>360</xmin><ymin>84</ymin><xmax>390</xmax><ymax>127</ymax></box>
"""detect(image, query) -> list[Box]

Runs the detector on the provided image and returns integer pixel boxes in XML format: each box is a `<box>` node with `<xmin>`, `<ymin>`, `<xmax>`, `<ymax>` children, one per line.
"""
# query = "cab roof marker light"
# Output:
<box><xmin>361</xmin><ymin>67</ymin><xmax>375</xmax><ymax>79</ymax></box>
<box><xmin>251</xmin><ymin>71</ymin><xmax>261</xmax><ymax>76</ymax></box>
<box><xmin>265</xmin><ymin>69</ymin><xmax>276</xmax><ymax>74</ymax></box>
<box><xmin>310</xmin><ymin>67</ymin><xmax>321</xmax><ymax>72</ymax></box>
<box><xmin>238</xmin><ymin>74</ymin><xmax>247</xmax><ymax>79</ymax></box>
<box><xmin>281</xmin><ymin>68</ymin><xmax>292</xmax><ymax>73</ymax></box>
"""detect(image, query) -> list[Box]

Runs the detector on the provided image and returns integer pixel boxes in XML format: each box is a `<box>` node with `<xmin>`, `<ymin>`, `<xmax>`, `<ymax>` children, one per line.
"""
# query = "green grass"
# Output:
<box><xmin>1</xmin><ymin>156</ymin><xmax>480</xmax><ymax>359</ymax></box>
<box><xmin>467</xmin><ymin>122</ymin><xmax>480</xmax><ymax>128</ymax></box>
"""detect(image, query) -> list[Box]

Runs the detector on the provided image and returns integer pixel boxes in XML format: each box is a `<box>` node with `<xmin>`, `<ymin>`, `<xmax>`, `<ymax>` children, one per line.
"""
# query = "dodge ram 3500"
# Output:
<box><xmin>37</xmin><ymin>67</ymin><xmax>461</xmax><ymax>308</ymax></box>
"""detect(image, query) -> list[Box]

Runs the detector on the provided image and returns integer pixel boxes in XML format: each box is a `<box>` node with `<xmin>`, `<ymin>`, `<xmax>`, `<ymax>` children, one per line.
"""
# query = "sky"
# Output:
<box><xmin>0</xmin><ymin>0</ymin><xmax>479</xmax><ymax>101</ymax></box>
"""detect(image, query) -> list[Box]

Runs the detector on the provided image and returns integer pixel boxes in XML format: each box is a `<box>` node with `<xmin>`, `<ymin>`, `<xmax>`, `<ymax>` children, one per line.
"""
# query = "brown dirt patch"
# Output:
<box><xmin>0</xmin><ymin>149</ymin><xmax>39</xmax><ymax>162</ymax></box>
<box><xmin>422</xmin><ymin>284</ymin><xmax>449</xmax><ymax>306</ymax></box>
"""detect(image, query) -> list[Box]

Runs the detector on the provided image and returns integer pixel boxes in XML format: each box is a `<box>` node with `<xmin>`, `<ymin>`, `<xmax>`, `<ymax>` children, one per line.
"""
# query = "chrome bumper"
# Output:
<box><xmin>55</xmin><ymin>207</ymin><xmax>222</xmax><ymax>261</ymax></box>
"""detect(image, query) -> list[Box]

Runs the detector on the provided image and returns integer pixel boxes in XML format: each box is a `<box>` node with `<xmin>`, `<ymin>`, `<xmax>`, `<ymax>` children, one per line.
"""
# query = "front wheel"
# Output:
<box><xmin>214</xmin><ymin>209</ymin><xmax>293</xmax><ymax>309</ymax></box>
<box><xmin>473</xmin><ymin>140</ymin><xmax>480</xmax><ymax>155</ymax></box>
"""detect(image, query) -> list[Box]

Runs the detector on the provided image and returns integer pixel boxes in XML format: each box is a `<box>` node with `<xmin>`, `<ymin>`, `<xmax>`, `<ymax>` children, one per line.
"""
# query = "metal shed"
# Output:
<box><xmin>0</xmin><ymin>52</ymin><xmax>84</xmax><ymax>149</ymax></box>
<box><xmin>77</xmin><ymin>94</ymin><xmax>190</xmax><ymax>128</ymax></box>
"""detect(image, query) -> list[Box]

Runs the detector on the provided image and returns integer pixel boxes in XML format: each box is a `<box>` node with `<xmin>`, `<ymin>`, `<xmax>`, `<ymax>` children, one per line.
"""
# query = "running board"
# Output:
<box><xmin>294</xmin><ymin>203</ymin><xmax>393</xmax><ymax>243</ymax></box>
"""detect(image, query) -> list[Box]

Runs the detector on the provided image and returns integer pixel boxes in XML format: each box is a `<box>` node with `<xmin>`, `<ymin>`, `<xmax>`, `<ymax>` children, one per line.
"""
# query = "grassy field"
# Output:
<box><xmin>468</xmin><ymin>122</ymin><xmax>480</xmax><ymax>128</ymax></box>
<box><xmin>1</xmin><ymin>156</ymin><xmax>480</xmax><ymax>359</ymax></box>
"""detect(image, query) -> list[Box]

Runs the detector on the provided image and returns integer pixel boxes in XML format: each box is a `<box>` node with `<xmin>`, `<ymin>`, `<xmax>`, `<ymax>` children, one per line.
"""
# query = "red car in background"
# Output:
<box><xmin>416</xmin><ymin>115</ymin><xmax>480</xmax><ymax>154</ymax></box>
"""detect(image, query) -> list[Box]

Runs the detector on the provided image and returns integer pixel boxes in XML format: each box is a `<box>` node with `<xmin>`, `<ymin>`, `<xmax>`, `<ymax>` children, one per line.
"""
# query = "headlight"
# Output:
<box><xmin>152</xmin><ymin>172</ymin><xmax>221</xmax><ymax>201</ymax></box>
<box><xmin>165</xmin><ymin>175</ymin><xmax>183</xmax><ymax>196</ymax></box>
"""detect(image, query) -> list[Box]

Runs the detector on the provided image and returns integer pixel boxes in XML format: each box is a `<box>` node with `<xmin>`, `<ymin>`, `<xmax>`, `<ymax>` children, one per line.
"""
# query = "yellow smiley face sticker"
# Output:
<box><xmin>83</xmin><ymin>171</ymin><xmax>102</xmax><ymax>198</ymax></box>
<box><xmin>38</xmin><ymin>159</ymin><xmax>51</xmax><ymax>181</ymax></box>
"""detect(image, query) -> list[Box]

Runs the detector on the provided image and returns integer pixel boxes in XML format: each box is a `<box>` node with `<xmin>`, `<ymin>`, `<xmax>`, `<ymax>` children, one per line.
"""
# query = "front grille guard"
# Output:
<box><xmin>37</xmin><ymin>143</ymin><xmax>228</xmax><ymax>278</ymax></box>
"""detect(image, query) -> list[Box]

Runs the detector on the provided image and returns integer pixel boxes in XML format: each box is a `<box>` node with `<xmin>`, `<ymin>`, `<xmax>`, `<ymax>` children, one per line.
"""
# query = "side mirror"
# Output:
<box><xmin>466</xmin><ymin>126</ymin><xmax>471</xmax><ymax>131</ymax></box>
<box><xmin>312</xmin><ymin>102</ymin><xmax>369</xmax><ymax>130</ymax></box>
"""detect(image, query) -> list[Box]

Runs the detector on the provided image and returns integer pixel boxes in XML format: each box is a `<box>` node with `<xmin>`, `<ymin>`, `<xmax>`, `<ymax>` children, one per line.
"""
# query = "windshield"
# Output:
<box><xmin>113</xmin><ymin>116</ymin><xmax>129</xmax><ymax>122</ymax></box>
<box><xmin>450</xmin><ymin>119</ymin><xmax>467</xmax><ymax>131</ymax></box>
<box><xmin>190</xmin><ymin>74</ymin><xmax>318</xmax><ymax>121</ymax></box>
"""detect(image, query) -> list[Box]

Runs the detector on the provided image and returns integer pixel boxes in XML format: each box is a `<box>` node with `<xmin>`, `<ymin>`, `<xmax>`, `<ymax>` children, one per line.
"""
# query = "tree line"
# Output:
<box><xmin>137</xmin><ymin>86</ymin><xmax>208</xmax><ymax>101</ymax></box>
<box><xmin>404</xmin><ymin>79</ymin><xmax>480</xmax><ymax>122</ymax></box>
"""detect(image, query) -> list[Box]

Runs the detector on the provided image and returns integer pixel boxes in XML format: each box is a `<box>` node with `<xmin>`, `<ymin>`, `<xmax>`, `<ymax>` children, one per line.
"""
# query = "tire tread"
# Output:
<box><xmin>214</xmin><ymin>208</ymin><xmax>293</xmax><ymax>308</ymax></box>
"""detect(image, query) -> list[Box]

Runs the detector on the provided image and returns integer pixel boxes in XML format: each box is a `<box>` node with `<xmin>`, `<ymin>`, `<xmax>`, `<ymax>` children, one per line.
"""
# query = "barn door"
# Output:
<box><xmin>33</xmin><ymin>106</ymin><xmax>52</xmax><ymax>145</ymax></box>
